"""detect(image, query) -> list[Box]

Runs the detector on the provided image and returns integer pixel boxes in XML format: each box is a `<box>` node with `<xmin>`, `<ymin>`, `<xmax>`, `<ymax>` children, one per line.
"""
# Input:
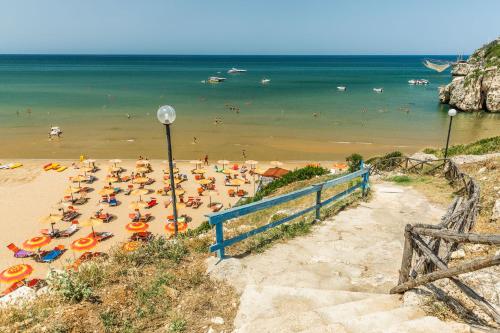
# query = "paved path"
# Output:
<box><xmin>208</xmin><ymin>183</ymin><xmax>471</xmax><ymax>333</ymax></box>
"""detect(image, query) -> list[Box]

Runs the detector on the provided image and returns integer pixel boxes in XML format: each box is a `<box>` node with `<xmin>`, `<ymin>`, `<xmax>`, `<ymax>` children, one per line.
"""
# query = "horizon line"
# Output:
<box><xmin>0</xmin><ymin>53</ymin><xmax>465</xmax><ymax>57</ymax></box>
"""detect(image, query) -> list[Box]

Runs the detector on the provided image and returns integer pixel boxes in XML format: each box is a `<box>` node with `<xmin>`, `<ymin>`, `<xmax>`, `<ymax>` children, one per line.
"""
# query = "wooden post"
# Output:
<box><xmin>398</xmin><ymin>224</ymin><xmax>414</xmax><ymax>284</ymax></box>
<box><xmin>214</xmin><ymin>221</ymin><xmax>225</xmax><ymax>259</ymax></box>
<box><xmin>315</xmin><ymin>186</ymin><xmax>322</xmax><ymax>222</ymax></box>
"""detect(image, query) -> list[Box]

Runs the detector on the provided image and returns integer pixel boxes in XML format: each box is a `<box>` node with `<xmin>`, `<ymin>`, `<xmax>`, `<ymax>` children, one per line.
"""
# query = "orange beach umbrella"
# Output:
<box><xmin>71</xmin><ymin>237</ymin><xmax>98</xmax><ymax>252</ymax></box>
<box><xmin>0</xmin><ymin>264</ymin><xmax>33</xmax><ymax>284</ymax></box>
<box><xmin>125</xmin><ymin>222</ymin><xmax>149</xmax><ymax>233</ymax></box>
<box><xmin>165</xmin><ymin>222</ymin><xmax>188</xmax><ymax>234</ymax></box>
<box><xmin>122</xmin><ymin>241</ymin><xmax>142</xmax><ymax>252</ymax></box>
<box><xmin>23</xmin><ymin>236</ymin><xmax>51</xmax><ymax>250</ymax></box>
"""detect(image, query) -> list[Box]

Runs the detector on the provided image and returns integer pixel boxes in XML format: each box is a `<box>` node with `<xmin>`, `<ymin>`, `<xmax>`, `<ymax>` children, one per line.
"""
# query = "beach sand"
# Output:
<box><xmin>0</xmin><ymin>159</ymin><xmax>314</xmax><ymax>282</ymax></box>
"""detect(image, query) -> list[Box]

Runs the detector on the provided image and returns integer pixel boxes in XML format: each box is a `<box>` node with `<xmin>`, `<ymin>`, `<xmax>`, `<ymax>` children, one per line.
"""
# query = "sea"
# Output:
<box><xmin>0</xmin><ymin>55</ymin><xmax>498</xmax><ymax>160</ymax></box>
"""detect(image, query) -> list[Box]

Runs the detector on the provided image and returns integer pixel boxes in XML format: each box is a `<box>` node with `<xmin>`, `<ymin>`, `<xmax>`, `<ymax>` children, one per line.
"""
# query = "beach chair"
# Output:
<box><xmin>67</xmin><ymin>252</ymin><xmax>108</xmax><ymax>271</ymax></box>
<box><xmin>7</xmin><ymin>243</ymin><xmax>35</xmax><ymax>258</ymax></box>
<box><xmin>59</xmin><ymin>223</ymin><xmax>80</xmax><ymax>237</ymax></box>
<box><xmin>146</xmin><ymin>178</ymin><xmax>155</xmax><ymax>185</ymax></box>
<box><xmin>121</xmin><ymin>175</ymin><xmax>131</xmax><ymax>182</ymax></box>
<box><xmin>214</xmin><ymin>165</ymin><xmax>223</xmax><ymax>173</ymax></box>
<box><xmin>62</xmin><ymin>207</ymin><xmax>80</xmax><ymax>221</ymax></box>
<box><xmin>139</xmin><ymin>214</ymin><xmax>152</xmax><ymax>222</ymax></box>
<box><xmin>228</xmin><ymin>189</ymin><xmax>236</xmax><ymax>197</ymax></box>
<box><xmin>74</xmin><ymin>193</ymin><xmax>89</xmax><ymax>205</ymax></box>
<box><xmin>40</xmin><ymin>228</ymin><xmax>61</xmax><ymax>238</ymax></box>
<box><xmin>124</xmin><ymin>184</ymin><xmax>134</xmax><ymax>195</ymax></box>
<box><xmin>109</xmin><ymin>196</ymin><xmax>118</xmax><ymax>207</ymax></box>
<box><xmin>192</xmin><ymin>198</ymin><xmax>202</xmax><ymax>209</ymax></box>
<box><xmin>96</xmin><ymin>211</ymin><xmax>113</xmax><ymax>222</ymax></box>
<box><xmin>211</xmin><ymin>203</ymin><xmax>223</xmax><ymax>212</ymax></box>
<box><xmin>130</xmin><ymin>231</ymin><xmax>153</xmax><ymax>242</ymax></box>
<box><xmin>185</xmin><ymin>197</ymin><xmax>195</xmax><ymax>207</ymax></box>
<box><xmin>36</xmin><ymin>245</ymin><xmax>66</xmax><ymax>263</ymax></box>
<box><xmin>237</xmin><ymin>189</ymin><xmax>246</xmax><ymax>197</ymax></box>
<box><xmin>232</xmin><ymin>164</ymin><xmax>239</xmax><ymax>170</ymax></box>
<box><xmin>197</xmin><ymin>187</ymin><xmax>204</xmax><ymax>196</ymax></box>
<box><xmin>87</xmin><ymin>232</ymin><xmax>114</xmax><ymax>242</ymax></box>
<box><xmin>146</xmin><ymin>197</ymin><xmax>157</xmax><ymax>208</ymax></box>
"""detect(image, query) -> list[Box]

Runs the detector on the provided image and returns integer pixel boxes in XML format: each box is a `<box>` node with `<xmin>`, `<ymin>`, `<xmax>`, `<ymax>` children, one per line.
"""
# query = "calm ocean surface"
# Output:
<box><xmin>0</xmin><ymin>55</ymin><xmax>498</xmax><ymax>160</ymax></box>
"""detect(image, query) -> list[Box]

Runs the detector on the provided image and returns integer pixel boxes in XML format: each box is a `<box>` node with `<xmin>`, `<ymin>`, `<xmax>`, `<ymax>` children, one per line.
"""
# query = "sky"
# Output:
<box><xmin>0</xmin><ymin>0</ymin><xmax>499</xmax><ymax>55</ymax></box>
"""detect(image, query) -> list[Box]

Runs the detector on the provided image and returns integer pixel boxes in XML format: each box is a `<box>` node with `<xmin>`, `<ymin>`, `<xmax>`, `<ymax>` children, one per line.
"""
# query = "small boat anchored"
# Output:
<box><xmin>228</xmin><ymin>68</ymin><xmax>247</xmax><ymax>74</ymax></box>
<box><xmin>48</xmin><ymin>126</ymin><xmax>62</xmax><ymax>138</ymax></box>
<box><xmin>261</xmin><ymin>78</ymin><xmax>271</xmax><ymax>85</ymax></box>
<box><xmin>373</xmin><ymin>88</ymin><xmax>383</xmax><ymax>93</ymax></box>
<box><xmin>337</xmin><ymin>86</ymin><xmax>347</xmax><ymax>91</ymax></box>
<box><xmin>408</xmin><ymin>79</ymin><xmax>429</xmax><ymax>85</ymax></box>
<box><xmin>208</xmin><ymin>76</ymin><xmax>227</xmax><ymax>84</ymax></box>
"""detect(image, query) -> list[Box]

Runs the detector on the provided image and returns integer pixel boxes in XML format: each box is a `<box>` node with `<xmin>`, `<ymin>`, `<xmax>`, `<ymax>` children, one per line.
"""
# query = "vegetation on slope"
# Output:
<box><xmin>423</xmin><ymin>136</ymin><xmax>500</xmax><ymax>157</ymax></box>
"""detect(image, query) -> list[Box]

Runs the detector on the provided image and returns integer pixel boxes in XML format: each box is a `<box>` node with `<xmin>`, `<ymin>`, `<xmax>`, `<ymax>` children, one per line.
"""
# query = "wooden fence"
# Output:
<box><xmin>207</xmin><ymin>166</ymin><xmax>370</xmax><ymax>259</ymax></box>
<box><xmin>371</xmin><ymin>157</ymin><xmax>500</xmax><ymax>326</ymax></box>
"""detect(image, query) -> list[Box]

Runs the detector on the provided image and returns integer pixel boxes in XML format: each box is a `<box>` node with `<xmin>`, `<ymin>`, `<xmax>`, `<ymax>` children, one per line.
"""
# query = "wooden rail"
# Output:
<box><xmin>207</xmin><ymin>167</ymin><xmax>370</xmax><ymax>259</ymax></box>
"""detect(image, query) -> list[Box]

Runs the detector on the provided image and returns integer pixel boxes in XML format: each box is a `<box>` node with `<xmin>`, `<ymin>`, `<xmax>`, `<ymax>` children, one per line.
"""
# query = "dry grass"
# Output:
<box><xmin>0</xmin><ymin>238</ymin><xmax>238</xmax><ymax>333</ymax></box>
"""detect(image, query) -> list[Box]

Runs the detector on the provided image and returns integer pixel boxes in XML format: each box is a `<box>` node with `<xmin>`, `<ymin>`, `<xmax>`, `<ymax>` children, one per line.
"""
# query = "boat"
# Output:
<box><xmin>227</xmin><ymin>68</ymin><xmax>247</xmax><ymax>74</ymax></box>
<box><xmin>208</xmin><ymin>76</ymin><xmax>227</xmax><ymax>84</ymax></box>
<box><xmin>49</xmin><ymin>126</ymin><xmax>62</xmax><ymax>138</ymax></box>
<box><xmin>337</xmin><ymin>86</ymin><xmax>347</xmax><ymax>91</ymax></box>
<box><xmin>408</xmin><ymin>79</ymin><xmax>429</xmax><ymax>85</ymax></box>
<box><xmin>261</xmin><ymin>78</ymin><xmax>271</xmax><ymax>84</ymax></box>
<box><xmin>373</xmin><ymin>88</ymin><xmax>383</xmax><ymax>93</ymax></box>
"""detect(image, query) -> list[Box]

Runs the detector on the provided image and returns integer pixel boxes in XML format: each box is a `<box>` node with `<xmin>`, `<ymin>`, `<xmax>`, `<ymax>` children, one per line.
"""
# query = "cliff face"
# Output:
<box><xmin>439</xmin><ymin>38</ymin><xmax>500</xmax><ymax>113</ymax></box>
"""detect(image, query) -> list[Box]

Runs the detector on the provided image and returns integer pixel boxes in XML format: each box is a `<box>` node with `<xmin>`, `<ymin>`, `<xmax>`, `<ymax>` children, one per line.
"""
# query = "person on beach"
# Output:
<box><xmin>242</xmin><ymin>150</ymin><xmax>247</xmax><ymax>159</ymax></box>
<box><xmin>204</xmin><ymin>155</ymin><xmax>209</xmax><ymax>166</ymax></box>
<box><xmin>193</xmin><ymin>137</ymin><xmax>198</xmax><ymax>144</ymax></box>
<box><xmin>134</xmin><ymin>209</ymin><xmax>141</xmax><ymax>221</ymax></box>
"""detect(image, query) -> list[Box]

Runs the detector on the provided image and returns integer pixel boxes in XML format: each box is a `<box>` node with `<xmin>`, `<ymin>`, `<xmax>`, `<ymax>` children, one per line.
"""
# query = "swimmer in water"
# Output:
<box><xmin>127</xmin><ymin>114</ymin><xmax>131</xmax><ymax>119</ymax></box>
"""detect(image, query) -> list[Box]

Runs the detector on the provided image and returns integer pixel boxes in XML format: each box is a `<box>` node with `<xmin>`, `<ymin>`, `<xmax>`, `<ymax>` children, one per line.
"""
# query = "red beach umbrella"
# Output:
<box><xmin>23</xmin><ymin>236</ymin><xmax>51</xmax><ymax>250</ymax></box>
<box><xmin>0</xmin><ymin>264</ymin><xmax>33</xmax><ymax>284</ymax></box>
<box><xmin>125</xmin><ymin>222</ymin><xmax>149</xmax><ymax>233</ymax></box>
<box><xmin>71</xmin><ymin>237</ymin><xmax>98</xmax><ymax>252</ymax></box>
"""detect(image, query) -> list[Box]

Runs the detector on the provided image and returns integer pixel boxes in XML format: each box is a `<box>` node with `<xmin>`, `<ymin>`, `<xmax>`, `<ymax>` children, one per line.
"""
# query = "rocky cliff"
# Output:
<box><xmin>439</xmin><ymin>38</ymin><xmax>500</xmax><ymax>112</ymax></box>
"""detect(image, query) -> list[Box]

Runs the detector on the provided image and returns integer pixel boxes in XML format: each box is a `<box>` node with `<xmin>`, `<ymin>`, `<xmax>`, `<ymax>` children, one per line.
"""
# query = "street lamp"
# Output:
<box><xmin>444</xmin><ymin>109</ymin><xmax>457</xmax><ymax>159</ymax></box>
<box><xmin>157</xmin><ymin>105</ymin><xmax>179</xmax><ymax>236</ymax></box>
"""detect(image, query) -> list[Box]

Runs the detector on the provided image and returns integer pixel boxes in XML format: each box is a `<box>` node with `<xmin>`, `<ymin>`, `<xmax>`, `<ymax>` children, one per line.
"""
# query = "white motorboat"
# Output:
<box><xmin>261</xmin><ymin>78</ymin><xmax>271</xmax><ymax>84</ymax></box>
<box><xmin>228</xmin><ymin>67</ymin><xmax>247</xmax><ymax>74</ymax></box>
<box><xmin>337</xmin><ymin>86</ymin><xmax>347</xmax><ymax>91</ymax></box>
<box><xmin>408</xmin><ymin>79</ymin><xmax>429</xmax><ymax>85</ymax></box>
<box><xmin>208</xmin><ymin>76</ymin><xmax>227</xmax><ymax>83</ymax></box>
<box><xmin>373</xmin><ymin>88</ymin><xmax>383</xmax><ymax>93</ymax></box>
<box><xmin>49</xmin><ymin>126</ymin><xmax>62</xmax><ymax>138</ymax></box>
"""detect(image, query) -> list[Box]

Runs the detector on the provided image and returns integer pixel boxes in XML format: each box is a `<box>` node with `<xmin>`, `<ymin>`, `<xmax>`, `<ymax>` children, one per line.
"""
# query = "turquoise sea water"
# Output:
<box><xmin>0</xmin><ymin>55</ymin><xmax>498</xmax><ymax>160</ymax></box>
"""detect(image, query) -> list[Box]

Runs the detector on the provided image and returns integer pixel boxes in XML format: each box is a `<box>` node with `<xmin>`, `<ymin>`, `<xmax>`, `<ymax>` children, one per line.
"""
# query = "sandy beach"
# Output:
<box><xmin>0</xmin><ymin>158</ymin><xmax>316</xmax><ymax>281</ymax></box>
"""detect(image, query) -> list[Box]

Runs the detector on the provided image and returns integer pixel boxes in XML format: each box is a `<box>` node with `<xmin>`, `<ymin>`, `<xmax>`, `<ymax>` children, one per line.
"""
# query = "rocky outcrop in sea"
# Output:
<box><xmin>439</xmin><ymin>38</ymin><xmax>500</xmax><ymax>113</ymax></box>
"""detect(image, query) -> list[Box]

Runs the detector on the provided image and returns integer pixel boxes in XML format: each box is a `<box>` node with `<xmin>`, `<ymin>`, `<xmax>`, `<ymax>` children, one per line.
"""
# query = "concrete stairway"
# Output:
<box><xmin>208</xmin><ymin>183</ymin><xmax>472</xmax><ymax>332</ymax></box>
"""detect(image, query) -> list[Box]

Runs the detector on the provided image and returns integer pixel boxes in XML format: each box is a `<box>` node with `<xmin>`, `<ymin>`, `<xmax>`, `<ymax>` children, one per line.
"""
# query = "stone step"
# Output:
<box><xmin>235</xmin><ymin>294</ymin><xmax>403</xmax><ymax>333</ymax></box>
<box><xmin>235</xmin><ymin>284</ymin><xmax>392</xmax><ymax>324</ymax></box>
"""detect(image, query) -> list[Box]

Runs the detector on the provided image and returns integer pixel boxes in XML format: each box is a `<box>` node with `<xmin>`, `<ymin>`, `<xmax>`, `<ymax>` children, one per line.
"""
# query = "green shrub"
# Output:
<box><xmin>389</xmin><ymin>175</ymin><xmax>411</xmax><ymax>184</ymax></box>
<box><xmin>48</xmin><ymin>270</ymin><xmax>94</xmax><ymax>303</ymax></box>
<box><xmin>423</xmin><ymin>136</ymin><xmax>500</xmax><ymax>157</ymax></box>
<box><xmin>346</xmin><ymin>153</ymin><xmax>363</xmax><ymax>172</ymax></box>
<box><xmin>114</xmin><ymin>237</ymin><xmax>188</xmax><ymax>267</ymax></box>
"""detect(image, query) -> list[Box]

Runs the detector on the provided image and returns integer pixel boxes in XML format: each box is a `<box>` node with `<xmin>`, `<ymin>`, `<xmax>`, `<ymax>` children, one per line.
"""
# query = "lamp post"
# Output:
<box><xmin>444</xmin><ymin>109</ymin><xmax>457</xmax><ymax>159</ymax></box>
<box><xmin>157</xmin><ymin>105</ymin><xmax>179</xmax><ymax>236</ymax></box>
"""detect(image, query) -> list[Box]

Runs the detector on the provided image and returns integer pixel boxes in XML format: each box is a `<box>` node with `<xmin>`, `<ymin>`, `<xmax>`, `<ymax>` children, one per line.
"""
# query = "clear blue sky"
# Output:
<box><xmin>1</xmin><ymin>0</ymin><xmax>499</xmax><ymax>55</ymax></box>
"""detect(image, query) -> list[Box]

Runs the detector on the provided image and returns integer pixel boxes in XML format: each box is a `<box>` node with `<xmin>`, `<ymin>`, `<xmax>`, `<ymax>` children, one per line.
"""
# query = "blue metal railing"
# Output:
<box><xmin>206</xmin><ymin>165</ymin><xmax>370</xmax><ymax>259</ymax></box>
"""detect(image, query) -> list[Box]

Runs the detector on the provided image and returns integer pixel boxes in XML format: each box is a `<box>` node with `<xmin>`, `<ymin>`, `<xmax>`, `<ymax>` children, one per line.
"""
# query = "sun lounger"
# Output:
<box><xmin>40</xmin><ymin>228</ymin><xmax>61</xmax><ymax>238</ymax></box>
<box><xmin>0</xmin><ymin>279</ymin><xmax>45</xmax><ymax>297</ymax></box>
<box><xmin>211</xmin><ymin>203</ymin><xmax>223</xmax><ymax>212</ymax></box>
<box><xmin>192</xmin><ymin>198</ymin><xmax>202</xmax><ymax>209</ymax></box>
<box><xmin>146</xmin><ymin>198</ymin><xmax>157</xmax><ymax>208</ymax></box>
<box><xmin>67</xmin><ymin>251</ymin><xmax>108</xmax><ymax>271</ymax></box>
<box><xmin>73</xmin><ymin>195</ymin><xmax>88</xmax><ymax>205</ymax></box>
<box><xmin>237</xmin><ymin>189</ymin><xmax>246</xmax><ymax>197</ymax></box>
<box><xmin>228</xmin><ymin>189</ymin><xmax>236</xmax><ymax>197</ymax></box>
<box><xmin>87</xmin><ymin>232</ymin><xmax>114</xmax><ymax>242</ymax></box>
<box><xmin>36</xmin><ymin>245</ymin><xmax>66</xmax><ymax>263</ymax></box>
<box><xmin>7</xmin><ymin>243</ymin><xmax>35</xmax><ymax>258</ymax></box>
<box><xmin>59</xmin><ymin>223</ymin><xmax>80</xmax><ymax>237</ymax></box>
<box><xmin>62</xmin><ymin>209</ymin><xmax>80</xmax><ymax>222</ymax></box>
<box><xmin>109</xmin><ymin>197</ymin><xmax>118</xmax><ymax>207</ymax></box>
<box><xmin>130</xmin><ymin>231</ymin><xmax>153</xmax><ymax>242</ymax></box>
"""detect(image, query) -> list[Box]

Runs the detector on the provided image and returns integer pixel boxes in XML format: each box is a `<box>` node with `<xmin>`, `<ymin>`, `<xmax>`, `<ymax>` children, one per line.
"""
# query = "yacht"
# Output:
<box><xmin>337</xmin><ymin>86</ymin><xmax>347</xmax><ymax>91</ymax></box>
<box><xmin>373</xmin><ymin>88</ymin><xmax>383</xmax><ymax>93</ymax></box>
<box><xmin>208</xmin><ymin>76</ymin><xmax>227</xmax><ymax>83</ymax></box>
<box><xmin>228</xmin><ymin>68</ymin><xmax>247</xmax><ymax>74</ymax></box>
<box><xmin>261</xmin><ymin>78</ymin><xmax>271</xmax><ymax>84</ymax></box>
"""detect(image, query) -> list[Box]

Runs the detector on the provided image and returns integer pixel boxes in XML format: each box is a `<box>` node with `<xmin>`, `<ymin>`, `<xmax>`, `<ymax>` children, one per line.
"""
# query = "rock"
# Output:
<box><xmin>467</xmin><ymin>244</ymin><xmax>487</xmax><ymax>253</ymax></box>
<box><xmin>0</xmin><ymin>286</ymin><xmax>36</xmax><ymax>307</ymax></box>
<box><xmin>410</xmin><ymin>152</ymin><xmax>438</xmax><ymax>161</ymax></box>
<box><xmin>211</xmin><ymin>317</ymin><xmax>225</xmax><ymax>325</ymax></box>
<box><xmin>450</xmin><ymin>249</ymin><xmax>465</xmax><ymax>259</ymax></box>
<box><xmin>477</xmin><ymin>167</ymin><xmax>487</xmax><ymax>174</ymax></box>
<box><xmin>439</xmin><ymin>38</ymin><xmax>500</xmax><ymax>113</ymax></box>
<box><xmin>491</xmin><ymin>199</ymin><xmax>500</xmax><ymax>221</ymax></box>
<box><xmin>207</xmin><ymin>327</ymin><xmax>216</xmax><ymax>333</ymax></box>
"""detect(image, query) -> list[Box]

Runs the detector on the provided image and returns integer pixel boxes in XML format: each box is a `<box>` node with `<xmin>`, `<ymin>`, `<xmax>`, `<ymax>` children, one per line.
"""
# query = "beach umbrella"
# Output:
<box><xmin>40</xmin><ymin>214</ymin><xmax>63</xmax><ymax>234</ymax></box>
<box><xmin>125</xmin><ymin>222</ymin><xmax>149</xmax><ymax>233</ymax></box>
<box><xmin>129</xmin><ymin>201</ymin><xmax>148</xmax><ymax>210</ymax></box>
<box><xmin>245</xmin><ymin>160</ymin><xmax>259</xmax><ymax>169</ymax></box>
<box><xmin>83</xmin><ymin>166</ymin><xmax>95</xmax><ymax>173</ymax></box>
<box><xmin>197</xmin><ymin>179</ymin><xmax>212</xmax><ymax>185</ymax></box>
<box><xmin>165</xmin><ymin>222</ymin><xmax>188</xmax><ymax>234</ymax></box>
<box><xmin>230</xmin><ymin>179</ymin><xmax>245</xmax><ymax>187</ymax></box>
<box><xmin>65</xmin><ymin>186</ymin><xmax>81</xmax><ymax>194</ymax></box>
<box><xmin>270</xmin><ymin>161</ymin><xmax>283</xmax><ymax>167</ymax></box>
<box><xmin>192</xmin><ymin>169</ymin><xmax>207</xmax><ymax>174</ymax></box>
<box><xmin>98</xmin><ymin>188</ymin><xmax>115</xmax><ymax>196</ymax></box>
<box><xmin>71</xmin><ymin>175</ymin><xmax>87</xmax><ymax>183</ymax></box>
<box><xmin>23</xmin><ymin>236</ymin><xmax>51</xmax><ymax>251</ymax></box>
<box><xmin>253</xmin><ymin>168</ymin><xmax>266</xmax><ymax>175</ymax></box>
<box><xmin>81</xmin><ymin>217</ymin><xmax>103</xmax><ymax>238</ymax></box>
<box><xmin>105</xmin><ymin>176</ymin><xmax>119</xmax><ymax>183</ymax></box>
<box><xmin>135</xmin><ymin>166</ymin><xmax>149</xmax><ymax>173</ymax></box>
<box><xmin>122</xmin><ymin>241</ymin><xmax>142</xmax><ymax>252</ymax></box>
<box><xmin>131</xmin><ymin>188</ymin><xmax>149</xmax><ymax>201</ymax></box>
<box><xmin>165</xmin><ymin>167</ymin><xmax>179</xmax><ymax>175</ymax></box>
<box><xmin>108</xmin><ymin>166</ymin><xmax>122</xmax><ymax>173</ymax></box>
<box><xmin>223</xmin><ymin>169</ymin><xmax>238</xmax><ymax>175</ymax></box>
<box><xmin>0</xmin><ymin>264</ymin><xmax>33</xmax><ymax>284</ymax></box>
<box><xmin>109</xmin><ymin>159</ymin><xmax>122</xmax><ymax>166</ymax></box>
<box><xmin>133</xmin><ymin>177</ymin><xmax>149</xmax><ymax>185</ymax></box>
<box><xmin>167</xmin><ymin>189</ymin><xmax>185</xmax><ymax>196</ymax></box>
<box><xmin>217</xmin><ymin>160</ymin><xmax>230</xmax><ymax>169</ymax></box>
<box><xmin>136</xmin><ymin>160</ymin><xmax>150</xmax><ymax>166</ymax></box>
<box><xmin>70</xmin><ymin>237</ymin><xmax>98</xmax><ymax>252</ymax></box>
<box><xmin>82</xmin><ymin>159</ymin><xmax>96</xmax><ymax>165</ymax></box>
<box><xmin>164</xmin><ymin>178</ymin><xmax>183</xmax><ymax>185</ymax></box>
